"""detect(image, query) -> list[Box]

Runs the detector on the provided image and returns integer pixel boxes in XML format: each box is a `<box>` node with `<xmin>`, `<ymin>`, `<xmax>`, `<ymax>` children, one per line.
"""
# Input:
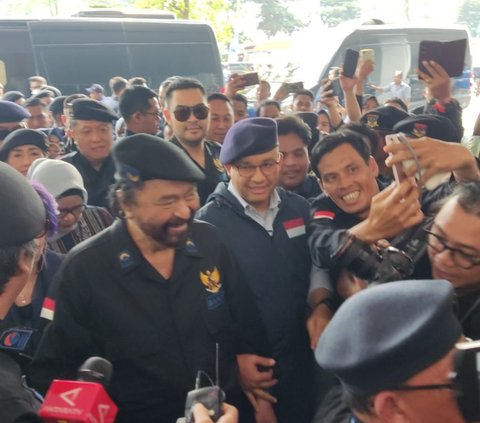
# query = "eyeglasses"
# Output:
<box><xmin>57</xmin><ymin>204</ymin><xmax>86</xmax><ymax>219</ymax></box>
<box><xmin>233</xmin><ymin>155</ymin><xmax>282</xmax><ymax>178</ymax></box>
<box><xmin>389</xmin><ymin>383</ymin><xmax>455</xmax><ymax>393</ymax></box>
<box><xmin>424</xmin><ymin>228</ymin><xmax>480</xmax><ymax>269</ymax></box>
<box><xmin>142</xmin><ymin>111</ymin><xmax>162</xmax><ymax>119</ymax></box>
<box><xmin>173</xmin><ymin>104</ymin><xmax>209</xmax><ymax>122</ymax></box>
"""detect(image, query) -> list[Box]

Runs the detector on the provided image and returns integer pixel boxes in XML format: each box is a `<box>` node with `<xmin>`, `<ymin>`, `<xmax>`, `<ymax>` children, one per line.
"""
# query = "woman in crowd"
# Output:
<box><xmin>28</xmin><ymin>158</ymin><xmax>113</xmax><ymax>253</ymax></box>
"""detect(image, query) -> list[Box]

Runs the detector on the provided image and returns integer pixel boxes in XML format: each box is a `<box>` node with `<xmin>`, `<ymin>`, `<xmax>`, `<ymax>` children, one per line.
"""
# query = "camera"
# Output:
<box><xmin>332</xmin><ymin>232</ymin><xmax>414</xmax><ymax>285</ymax></box>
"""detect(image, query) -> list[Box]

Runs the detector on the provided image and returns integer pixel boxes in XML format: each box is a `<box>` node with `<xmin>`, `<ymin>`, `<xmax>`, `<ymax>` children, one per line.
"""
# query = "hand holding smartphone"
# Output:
<box><xmin>240</xmin><ymin>72</ymin><xmax>260</xmax><ymax>87</ymax></box>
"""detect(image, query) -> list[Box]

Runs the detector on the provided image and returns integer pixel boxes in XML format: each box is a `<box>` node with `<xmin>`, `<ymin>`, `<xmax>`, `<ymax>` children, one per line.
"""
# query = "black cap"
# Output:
<box><xmin>48</xmin><ymin>96</ymin><xmax>67</xmax><ymax>115</ymax></box>
<box><xmin>71</xmin><ymin>98</ymin><xmax>117</xmax><ymax>122</ymax></box>
<box><xmin>0</xmin><ymin>162</ymin><xmax>46</xmax><ymax>247</ymax></box>
<box><xmin>220</xmin><ymin>117</ymin><xmax>278</xmax><ymax>164</ymax></box>
<box><xmin>113</xmin><ymin>134</ymin><xmax>205</xmax><ymax>184</ymax></box>
<box><xmin>315</xmin><ymin>279</ymin><xmax>461</xmax><ymax>396</ymax></box>
<box><xmin>2</xmin><ymin>91</ymin><xmax>25</xmax><ymax>103</ymax></box>
<box><xmin>0</xmin><ymin>129</ymin><xmax>49</xmax><ymax>162</ymax></box>
<box><xmin>393</xmin><ymin>114</ymin><xmax>458</xmax><ymax>142</ymax></box>
<box><xmin>0</xmin><ymin>100</ymin><xmax>30</xmax><ymax>123</ymax></box>
<box><xmin>361</xmin><ymin>106</ymin><xmax>409</xmax><ymax>132</ymax></box>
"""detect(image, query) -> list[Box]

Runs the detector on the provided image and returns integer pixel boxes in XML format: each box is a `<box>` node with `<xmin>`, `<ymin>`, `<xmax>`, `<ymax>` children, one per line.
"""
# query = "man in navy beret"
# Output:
<box><xmin>0</xmin><ymin>100</ymin><xmax>31</xmax><ymax>143</ymax></box>
<box><xmin>0</xmin><ymin>162</ymin><xmax>46</xmax><ymax>423</ymax></box>
<box><xmin>197</xmin><ymin>117</ymin><xmax>314</xmax><ymax>423</ymax></box>
<box><xmin>29</xmin><ymin>134</ymin><xmax>271</xmax><ymax>423</ymax></box>
<box><xmin>315</xmin><ymin>279</ymin><xmax>474</xmax><ymax>423</ymax></box>
<box><xmin>62</xmin><ymin>98</ymin><xmax>118</xmax><ymax>209</ymax></box>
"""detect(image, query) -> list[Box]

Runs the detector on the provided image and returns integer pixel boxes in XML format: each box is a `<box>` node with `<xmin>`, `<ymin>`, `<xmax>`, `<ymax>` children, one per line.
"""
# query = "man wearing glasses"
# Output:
<box><xmin>426</xmin><ymin>182</ymin><xmax>480</xmax><ymax>340</ymax></box>
<box><xmin>163</xmin><ymin>77</ymin><xmax>227</xmax><ymax>205</ymax></box>
<box><xmin>306</xmin><ymin>115</ymin><xmax>480</xmax><ymax>350</ymax></box>
<box><xmin>315</xmin><ymin>279</ymin><xmax>478</xmax><ymax>423</ymax></box>
<box><xmin>196</xmin><ymin>118</ymin><xmax>314</xmax><ymax>423</ymax></box>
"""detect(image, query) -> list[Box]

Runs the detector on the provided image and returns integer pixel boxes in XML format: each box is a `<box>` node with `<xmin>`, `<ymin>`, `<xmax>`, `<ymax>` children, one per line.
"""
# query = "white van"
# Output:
<box><xmin>298</xmin><ymin>23</ymin><xmax>472</xmax><ymax>110</ymax></box>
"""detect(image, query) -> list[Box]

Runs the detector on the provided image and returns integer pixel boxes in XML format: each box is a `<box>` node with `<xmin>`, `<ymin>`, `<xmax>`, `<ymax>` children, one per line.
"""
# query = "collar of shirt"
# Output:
<box><xmin>227</xmin><ymin>182</ymin><xmax>281</xmax><ymax>235</ymax></box>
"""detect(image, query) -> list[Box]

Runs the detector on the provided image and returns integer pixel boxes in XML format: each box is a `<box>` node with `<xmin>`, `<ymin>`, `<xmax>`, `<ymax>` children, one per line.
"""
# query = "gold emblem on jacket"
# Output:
<box><xmin>200</xmin><ymin>267</ymin><xmax>222</xmax><ymax>293</ymax></box>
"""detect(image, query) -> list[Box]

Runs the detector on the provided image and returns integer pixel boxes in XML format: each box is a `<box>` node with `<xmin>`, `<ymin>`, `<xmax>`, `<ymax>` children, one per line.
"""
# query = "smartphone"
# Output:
<box><xmin>385</xmin><ymin>133</ymin><xmax>413</xmax><ymax>185</ymax></box>
<box><xmin>240</xmin><ymin>72</ymin><xmax>260</xmax><ymax>87</ymax></box>
<box><xmin>285</xmin><ymin>81</ymin><xmax>304</xmax><ymax>93</ymax></box>
<box><xmin>343</xmin><ymin>49</ymin><xmax>359</xmax><ymax>78</ymax></box>
<box><xmin>418</xmin><ymin>39</ymin><xmax>466</xmax><ymax>78</ymax></box>
<box><xmin>359</xmin><ymin>48</ymin><xmax>375</xmax><ymax>62</ymax></box>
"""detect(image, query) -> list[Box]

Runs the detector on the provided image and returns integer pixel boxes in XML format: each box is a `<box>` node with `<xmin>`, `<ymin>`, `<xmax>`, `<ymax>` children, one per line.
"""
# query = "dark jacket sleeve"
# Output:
<box><xmin>424</xmin><ymin>99</ymin><xmax>464</xmax><ymax>141</ymax></box>
<box><xmin>218</xmin><ymin>240</ymin><xmax>272</xmax><ymax>357</ymax></box>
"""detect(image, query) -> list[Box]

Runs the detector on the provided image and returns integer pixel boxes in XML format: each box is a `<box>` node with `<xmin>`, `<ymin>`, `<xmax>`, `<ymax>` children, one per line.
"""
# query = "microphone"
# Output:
<box><xmin>39</xmin><ymin>356</ymin><xmax>118</xmax><ymax>423</ymax></box>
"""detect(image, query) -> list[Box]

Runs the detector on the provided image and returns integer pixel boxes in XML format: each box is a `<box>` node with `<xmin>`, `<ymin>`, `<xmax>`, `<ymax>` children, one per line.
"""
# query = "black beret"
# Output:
<box><xmin>2</xmin><ymin>91</ymin><xmax>25</xmax><ymax>103</ymax></box>
<box><xmin>0</xmin><ymin>129</ymin><xmax>49</xmax><ymax>162</ymax></box>
<box><xmin>71</xmin><ymin>98</ymin><xmax>117</xmax><ymax>122</ymax></box>
<box><xmin>0</xmin><ymin>100</ymin><xmax>30</xmax><ymax>123</ymax></box>
<box><xmin>220</xmin><ymin>117</ymin><xmax>278</xmax><ymax>164</ymax></box>
<box><xmin>0</xmin><ymin>161</ymin><xmax>46</xmax><ymax>247</ymax></box>
<box><xmin>393</xmin><ymin>114</ymin><xmax>458</xmax><ymax>142</ymax></box>
<box><xmin>48</xmin><ymin>96</ymin><xmax>67</xmax><ymax>115</ymax></box>
<box><xmin>361</xmin><ymin>106</ymin><xmax>409</xmax><ymax>132</ymax></box>
<box><xmin>113</xmin><ymin>134</ymin><xmax>205</xmax><ymax>184</ymax></box>
<box><xmin>316</xmin><ymin>279</ymin><xmax>461</xmax><ymax>396</ymax></box>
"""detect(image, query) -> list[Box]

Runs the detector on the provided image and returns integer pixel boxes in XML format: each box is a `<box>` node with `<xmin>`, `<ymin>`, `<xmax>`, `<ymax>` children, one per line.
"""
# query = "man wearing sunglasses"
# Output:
<box><xmin>315</xmin><ymin>279</ymin><xmax>479</xmax><ymax>423</ymax></box>
<box><xmin>163</xmin><ymin>77</ymin><xmax>227</xmax><ymax>205</ymax></box>
<box><xmin>0</xmin><ymin>100</ymin><xmax>30</xmax><ymax>144</ymax></box>
<box><xmin>196</xmin><ymin>118</ymin><xmax>314</xmax><ymax>423</ymax></box>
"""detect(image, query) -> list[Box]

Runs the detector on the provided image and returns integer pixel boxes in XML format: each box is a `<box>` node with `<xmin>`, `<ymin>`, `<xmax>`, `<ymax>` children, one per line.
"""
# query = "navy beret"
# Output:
<box><xmin>0</xmin><ymin>161</ymin><xmax>46</xmax><ymax>248</ymax></box>
<box><xmin>0</xmin><ymin>100</ymin><xmax>30</xmax><ymax>123</ymax></box>
<box><xmin>220</xmin><ymin>117</ymin><xmax>278</xmax><ymax>164</ymax></box>
<box><xmin>71</xmin><ymin>98</ymin><xmax>117</xmax><ymax>122</ymax></box>
<box><xmin>2</xmin><ymin>91</ymin><xmax>25</xmax><ymax>103</ymax></box>
<box><xmin>393</xmin><ymin>114</ymin><xmax>458</xmax><ymax>142</ymax></box>
<box><xmin>0</xmin><ymin>129</ymin><xmax>49</xmax><ymax>162</ymax></box>
<box><xmin>316</xmin><ymin>279</ymin><xmax>461</xmax><ymax>395</ymax></box>
<box><xmin>113</xmin><ymin>134</ymin><xmax>205</xmax><ymax>184</ymax></box>
<box><xmin>361</xmin><ymin>106</ymin><xmax>409</xmax><ymax>132</ymax></box>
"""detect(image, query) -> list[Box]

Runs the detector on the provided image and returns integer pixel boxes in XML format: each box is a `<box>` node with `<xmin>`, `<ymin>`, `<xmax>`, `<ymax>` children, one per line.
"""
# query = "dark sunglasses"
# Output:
<box><xmin>173</xmin><ymin>104</ymin><xmax>209</xmax><ymax>122</ymax></box>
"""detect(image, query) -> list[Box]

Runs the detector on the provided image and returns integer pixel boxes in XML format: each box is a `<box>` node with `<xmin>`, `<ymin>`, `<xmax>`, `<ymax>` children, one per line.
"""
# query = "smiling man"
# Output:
<box><xmin>306</xmin><ymin>122</ymin><xmax>480</xmax><ymax>349</ymax></box>
<box><xmin>29</xmin><ymin>134</ymin><xmax>271</xmax><ymax>423</ymax></box>
<box><xmin>164</xmin><ymin>78</ymin><xmax>227</xmax><ymax>205</ymax></box>
<box><xmin>196</xmin><ymin>118</ymin><xmax>314</xmax><ymax>423</ymax></box>
<box><xmin>63</xmin><ymin>98</ymin><xmax>117</xmax><ymax>208</ymax></box>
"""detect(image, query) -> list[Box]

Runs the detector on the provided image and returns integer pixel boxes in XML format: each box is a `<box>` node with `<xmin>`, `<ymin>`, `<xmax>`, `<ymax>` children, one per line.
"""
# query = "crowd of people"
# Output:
<box><xmin>0</xmin><ymin>54</ymin><xmax>480</xmax><ymax>423</ymax></box>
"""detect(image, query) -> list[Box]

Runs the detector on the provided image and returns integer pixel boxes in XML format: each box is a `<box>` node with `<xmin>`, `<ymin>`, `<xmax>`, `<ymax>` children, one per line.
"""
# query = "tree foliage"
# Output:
<box><xmin>250</xmin><ymin>0</ymin><xmax>306</xmax><ymax>37</ymax></box>
<box><xmin>320</xmin><ymin>0</ymin><xmax>361</xmax><ymax>28</ymax></box>
<box><xmin>133</xmin><ymin>0</ymin><xmax>233</xmax><ymax>48</ymax></box>
<box><xmin>457</xmin><ymin>0</ymin><xmax>480</xmax><ymax>37</ymax></box>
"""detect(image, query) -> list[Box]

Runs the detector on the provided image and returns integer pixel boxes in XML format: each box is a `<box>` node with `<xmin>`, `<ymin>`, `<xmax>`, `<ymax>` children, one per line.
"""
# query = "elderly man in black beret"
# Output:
<box><xmin>196</xmin><ymin>117</ymin><xmax>314</xmax><ymax>423</ymax></box>
<box><xmin>0</xmin><ymin>99</ymin><xmax>31</xmax><ymax>144</ymax></box>
<box><xmin>315</xmin><ymin>279</ymin><xmax>478</xmax><ymax>423</ymax></box>
<box><xmin>0</xmin><ymin>162</ymin><xmax>47</xmax><ymax>423</ymax></box>
<box><xmin>63</xmin><ymin>98</ymin><xmax>117</xmax><ymax>209</ymax></box>
<box><xmin>29</xmin><ymin>134</ymin><xmax>271</xmax><ymax>423</ymax></box>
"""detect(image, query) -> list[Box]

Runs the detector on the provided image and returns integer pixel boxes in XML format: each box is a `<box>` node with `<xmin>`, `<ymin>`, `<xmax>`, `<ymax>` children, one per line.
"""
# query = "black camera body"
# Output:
<box><xmin>333</xmin><ymin>233</ymin><xmax>414</xmax><ymax>284</ymax></box>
